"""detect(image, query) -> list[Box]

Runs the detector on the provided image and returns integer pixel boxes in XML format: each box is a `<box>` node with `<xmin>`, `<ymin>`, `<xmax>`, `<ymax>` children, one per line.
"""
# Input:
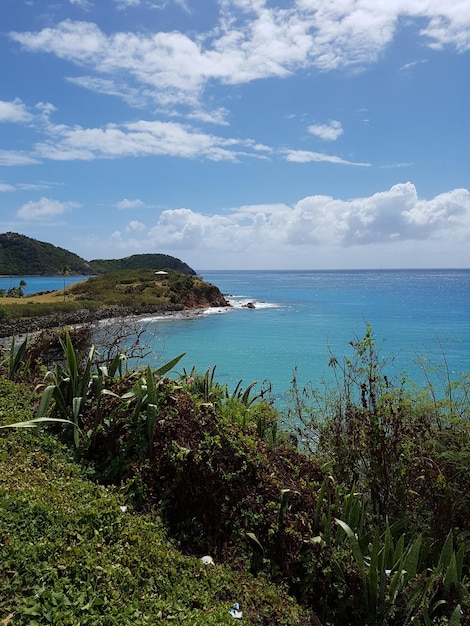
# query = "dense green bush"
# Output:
<box><xmin>0</xmin><ymin>380</ymin><xmax>315</xmax><ymax>626</ymax></box>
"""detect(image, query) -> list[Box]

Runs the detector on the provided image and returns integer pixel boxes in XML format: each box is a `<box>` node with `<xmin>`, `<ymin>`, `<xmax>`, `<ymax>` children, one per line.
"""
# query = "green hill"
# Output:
<box><xmin>0</xmin><ymin>232</ymin><xmax>196</xmax><ymax>276</ymax></box>
<box><xmin>0</xmin><ymin>232</ymin><xmax>93</xmax><ymax>276</ymax></box>
<box><xmin>88</xmin><ymin>253</ymin><xmax>196</xmax><ymax>275</ymax></box>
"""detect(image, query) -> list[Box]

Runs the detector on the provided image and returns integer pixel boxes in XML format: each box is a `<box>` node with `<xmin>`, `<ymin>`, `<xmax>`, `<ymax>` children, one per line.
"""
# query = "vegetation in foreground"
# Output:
<box><xmin>0</xmin><ymin>324</ymin><xmax>469</xmax><ymax>625</ymax></box>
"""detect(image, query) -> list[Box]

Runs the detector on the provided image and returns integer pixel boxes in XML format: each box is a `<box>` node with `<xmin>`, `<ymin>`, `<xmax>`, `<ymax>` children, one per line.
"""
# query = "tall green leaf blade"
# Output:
<box><xmin>64</xmin><ymin>330</ymin><xmax>79</xmax><ymax>384</ymax></box>
<box><xmin>315</xmin><ymin>477</ymin><xmax>328</xmax><ymax>528</ymax></box>
<box><xmin>335</xmin><ymin>519</ymin><xmax>366</xmax><ymax>580</ymax></box>
<box><xmin>455</xmin><ymin>542</ymin><xmax>466</xmax><ymax>580</ymax></box>
<box><xmin>443</xmin><ymin>553</ymin><xmax>458</xmax><ymax>595</ymax></box>
<box><xmin>383</xmin><ymin>522</ymin><xmax>394</xmax><ymax>569</ymax></box>
<box><xmin>8</xmin><ymin>336</ymin><xmax>28</xmax><ymax>379</ymax></box>
<box><xmin>393</xmin><ymin>535</ymin><xmax>405</xmax><ymax>570</ymax></box>
<box><xmin>0</xmin><ymin>417</ymin><xmax>77</xmax><ymax>429</ymax></box>
<box><xmin>278</xmin><ymin>489</ymin><xmax>291</xmax><ymax>527</ymax></box>
<box><xmin>403</xmin><ymin>534</ymin><xmax>422</xmax><ymax>580</ymax></box>
<box><xmin>448</xmin><ymin>604</ymin><xmax>462</xmax><ymax>626</ymax></box>
<box><xmin>155</xmin><ymin>353</ymin><xmax>185</xmax><ymax>377</ymax></box>
<box><xmin>389</xmin><ymin>568</ymin><xmax>404</xmax><ymax>605</ymax></box>
<box><xmin>147</xmin><ymin>403</ymin><xmax>158</xmax><ymax>450</ymax></box>
<box><xmin>368</xmin><ymin>529</ymin><xmax>380</xmax><ymax>616</ymax></box>
<box><xmin>438</xmin><ymin>531</ymin><xmax>454</xmax><ymax>573</ymax></box>
<box><xmin>146</xmin><ymin>365</ymin><xmax>157</xmax><ymax>404</ymax></box>
<box><xmin>35</xmin><ymin>384</ymin><xmax>56</xmax><ymax>418</ymax></box>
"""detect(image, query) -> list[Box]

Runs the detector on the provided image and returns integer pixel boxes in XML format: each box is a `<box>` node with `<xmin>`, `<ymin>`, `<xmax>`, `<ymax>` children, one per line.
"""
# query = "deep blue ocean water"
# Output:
<box><xmin>2</xmin><ymin>270</ymin><xmax>469</xmax><ymax>404</ymax></box>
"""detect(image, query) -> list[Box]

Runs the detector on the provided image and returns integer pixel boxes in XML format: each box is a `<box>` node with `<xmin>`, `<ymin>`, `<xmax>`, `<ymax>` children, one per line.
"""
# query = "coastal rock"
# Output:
<box><xmin>0</xmin><ymin>300</ymin><xmax>229</xmax><ymax>340</ymax></box>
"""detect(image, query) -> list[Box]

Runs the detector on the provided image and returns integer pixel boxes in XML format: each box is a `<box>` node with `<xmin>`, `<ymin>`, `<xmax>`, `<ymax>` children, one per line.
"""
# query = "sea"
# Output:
<box><xmin>2</xmin><ymin>270</ymin><xmax>469</xmax><ymax>405</ymax></box>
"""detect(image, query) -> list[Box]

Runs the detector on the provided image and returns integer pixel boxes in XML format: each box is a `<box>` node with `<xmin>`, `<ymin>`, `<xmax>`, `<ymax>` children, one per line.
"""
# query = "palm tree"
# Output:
<box><xmin>60</xmin><ymin>266</ymin><xmax>70</xmax><ymax>301</ymax></box>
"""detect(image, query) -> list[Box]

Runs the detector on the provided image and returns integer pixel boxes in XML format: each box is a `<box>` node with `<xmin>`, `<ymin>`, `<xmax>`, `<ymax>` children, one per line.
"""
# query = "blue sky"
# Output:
<box><xmin>1</xmin><ymin>0</ymin><xmax>469</xmax><ymax>270</ymax></box>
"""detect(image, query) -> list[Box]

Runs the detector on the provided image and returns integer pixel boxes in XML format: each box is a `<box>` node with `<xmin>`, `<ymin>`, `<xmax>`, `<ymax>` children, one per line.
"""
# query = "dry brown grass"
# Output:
<box><xmin>1</xmin><ymin>288</ymin><xmax>74</xmax><ymax>306</ymax></box>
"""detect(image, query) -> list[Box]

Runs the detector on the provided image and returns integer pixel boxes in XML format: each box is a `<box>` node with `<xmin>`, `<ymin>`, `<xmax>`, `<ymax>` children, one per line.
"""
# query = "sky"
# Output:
<box><xmin>1</xmin><ymin>0</ymin><xmax>470</xmax><ymax>270</ymax></box>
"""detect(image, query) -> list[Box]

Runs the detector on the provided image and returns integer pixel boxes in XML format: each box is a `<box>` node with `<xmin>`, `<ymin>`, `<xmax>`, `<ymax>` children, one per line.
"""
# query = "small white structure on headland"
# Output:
<box><xmin>155</xmin><ymin>270</ymin><xmax>168</xmax><ymax>278</ymax></box>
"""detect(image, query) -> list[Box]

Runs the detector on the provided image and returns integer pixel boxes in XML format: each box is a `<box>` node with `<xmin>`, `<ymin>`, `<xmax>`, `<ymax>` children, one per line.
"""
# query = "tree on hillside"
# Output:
<box><xmin>60</xmin><ymin>266</ymin><xmax>70</xmax><ymax>301</ymax></box>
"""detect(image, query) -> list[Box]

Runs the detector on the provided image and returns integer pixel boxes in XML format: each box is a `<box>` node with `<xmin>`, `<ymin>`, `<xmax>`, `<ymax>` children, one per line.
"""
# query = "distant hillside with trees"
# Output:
<box><xmin>88</xmin><ymin>253</ymin><xmax>196</xmax><ymax>275</ymax></box>
<box><xmin>0</xmin><ymin>232</ymin><xmax>93</xmax><ymax>276</ymax></box>
<box><xmin>0</xmin><ymin>232</ymin><xmax>196</xmax><ymax>276</ymax></box>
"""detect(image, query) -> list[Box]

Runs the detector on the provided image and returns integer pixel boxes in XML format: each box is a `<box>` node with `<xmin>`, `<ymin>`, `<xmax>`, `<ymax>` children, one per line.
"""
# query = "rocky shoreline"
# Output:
<box><xmin>0</xmin><ymin>301</ymin><xmax>229</xmax><ymax>345</ymax></box>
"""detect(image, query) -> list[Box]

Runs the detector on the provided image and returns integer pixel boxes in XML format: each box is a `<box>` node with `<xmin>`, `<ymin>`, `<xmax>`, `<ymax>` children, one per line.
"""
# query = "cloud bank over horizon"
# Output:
<box><xmin>9</xmin><ymin>182</ymin><xmax>464</xmax><ymax>269</ymax></box>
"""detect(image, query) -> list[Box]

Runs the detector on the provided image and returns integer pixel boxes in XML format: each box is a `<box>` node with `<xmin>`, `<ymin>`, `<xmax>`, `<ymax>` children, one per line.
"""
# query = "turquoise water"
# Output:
<box><xmin>2</xmin><ymin>270</ymin><xmax>469</xmax><ymax>403</ymax></box>
<box><xmin>139</xmin><ymin>269</ymin><xmax>470</xmax><ymax>402</ymax></box>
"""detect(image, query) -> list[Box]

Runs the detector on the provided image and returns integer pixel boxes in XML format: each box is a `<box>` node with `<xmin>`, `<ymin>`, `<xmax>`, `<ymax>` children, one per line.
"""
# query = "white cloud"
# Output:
<box><xmin>16</xmin><ymin>197</ymin><xmax>79</xmax><ymax>220</ymax></box>
<box><xmin>174</xmin><ymin>0</ymin><xmax>190</xmax><ymax>13</ymax></box>
<box><xmin>33</xmin><ymin>119</ymin><xmax>263</xmax><ymax>162</ymax></box>
<box><xmin>0</xmin><ymin>183</ymin><xmax>15</xmax><ymax>192</ymax></box>
<box><xmin>116</xmin><ymin>198</ymin><xmax>146</xmax><ymax>209</ymax></box>
<box><xmin>0</xmin><ymin>151</ymin><xmax>39</xmax><ymax>166</ymax></box>
<box><xmin>18</xmin><ymin>180</ymin><xmax>65</xmax><ymax>191</ymax></box>
<box><xmin>284</xmin><ymin>149</ymin><xmax>369</xmax><ymax>167</ymax></box>
<box><xmin>400</xmin><ymin>59</ymin><xmax>428</xmax><ymax>72</ymax></box>
<box><xmin>66</xmin><ymin>75</ymin><xmax>149</xmax><ymax>108</ymax></box>
<box><xmin>10</xmin><ymin>4</ymin><xmax>470</xmax><ymax>115</ymax></box>
<box><xmin>115</xmin><ymin>0</ymin><xmax>141</xmax><ymax>8</ymax></box>
<box><xmin>69</xmin><ymin>0</ymin><xmax>92</xmax><ymax>8</ymax></box>
<box><xmin>126</xmin><ymin>220</ymin><xmax>146</xmax><ymax>231</ymax></box>
<box><xmin>80</xmin><ymin>184</ymin><xmax>470</xmax><ymax>268</ymax></box>
<box><xmin>308</xmin><ymin>120</ymin><xmax>343</xmax><ymax>141</ymax></box>
<box><xmin>0</xmin><ymin>98</ymin><xmax>32</xmax><ymax>123</ymax></box>
<box><xmin>187</xmin><ymin>108</ymin><xmax>230</xmax><ymax>126</ymax></box>
<box><xmin>133</xmin><ymin>184</ymin><xmax>470</xmax><ymax>255</ymax></box>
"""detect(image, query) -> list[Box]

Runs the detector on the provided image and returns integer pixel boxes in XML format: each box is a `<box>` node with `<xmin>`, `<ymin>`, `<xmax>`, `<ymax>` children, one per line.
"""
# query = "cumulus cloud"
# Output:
<box><xmin>139</xmin><ymin>184</ymin><xmax>470</xmax><ymax>256</ymax></box>
<box><xmin>16</xmin><ymin>197</ymin><xmax>79</xmax><ymax>220</ymax></box>
<box><xmin>308</xmin><ymin>120</ymin><xmax>343</xmax><ymax>141</ymax></box>
<box><xmin>78</xmin><ymin>184</ymin><xmax>470</xmax><ymax>267</ymax></box>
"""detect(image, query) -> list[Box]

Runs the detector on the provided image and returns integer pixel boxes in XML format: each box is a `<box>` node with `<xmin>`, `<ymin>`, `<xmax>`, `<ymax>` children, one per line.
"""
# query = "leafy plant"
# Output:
<box><xmin>120</xmin><ymin>355</ymin><xmax>185</xmax><ymax>452</ymax></box>
<box><xmin>35</xmin><ymin>330</ymin><xmax>97</xmax><ymax>446</ymax></box>
<box><xmin>334</xmin><ymin>517</ymin><xmax>469</xmax><ymax>625</ymax></box>
<box><xmin>2</xmin><ymin>336</ymin><xmax>30</xmax><ymax>380</ymax></box>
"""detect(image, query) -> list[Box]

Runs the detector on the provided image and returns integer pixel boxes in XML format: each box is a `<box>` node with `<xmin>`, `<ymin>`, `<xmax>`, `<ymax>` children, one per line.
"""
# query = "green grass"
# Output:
<box><xmin>0</xmin><ymin>378</ymin><xmax>311</xmax><ymax>626</ymax></box>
